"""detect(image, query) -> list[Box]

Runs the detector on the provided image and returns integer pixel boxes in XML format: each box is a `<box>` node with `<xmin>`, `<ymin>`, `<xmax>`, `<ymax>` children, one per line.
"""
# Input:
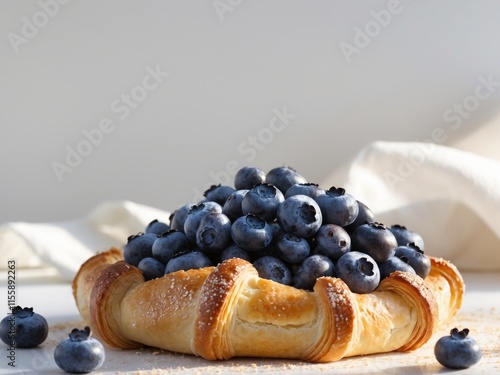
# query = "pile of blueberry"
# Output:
<box><xmin>124</xmin><ymin>165</ymin><xmax>431</xmax><ymax>294</ymax></box>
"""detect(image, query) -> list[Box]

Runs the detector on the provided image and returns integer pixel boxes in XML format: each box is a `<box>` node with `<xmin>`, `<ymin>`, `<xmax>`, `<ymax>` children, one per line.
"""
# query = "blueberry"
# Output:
<box><xmin>274</xmin><ymin>232</ymin><xmax>310</xmax><ymax>264</ymax></box>
<box><xmin>293</xmin><ymin>254</ymin><xmax>336</xmax><ymax>290</ymax></box>
<box><xmin>394</xmin><ymin>243</ymin><xmax>431</xmax><ymax>279</ymax></box>
<box><xmin>315</xmin><ymin>186</ymin><xmax>359</xmax><ymax>227</ymax></box>
<box><xmin>0</xmin><ymin>306</ymin><xmax>48</xmax><ymax>348</ymax></box>
<box><xmin>138</xmin><ymin>257</ymin><xmax>166</xmax><ymax>281</ymax></box>
<box><xmin>145</xmin><ymin>219</ymin><xmax>170</xmax><ymax>236</ymax></box>
<box><xmin>234</xmin><ymin>166</ymin><xmax>266</xmax><ymax>190</ymax></box>
<box><xmin>350</xmin><ymin>222</ymin><xmax>397</xmax><ymax>263</ymax></box>
<box><xmin>152</xmin><ymin>229</ymin><xmax>191</xmax><ymax>265</ymax></box>
<box><xmin>219</xmin><ymin>243</ymin><xmax>252</xmax><ymax>262</ymax></box>
<box><xmin>203</xmin><ymin>184</ymin><xmax>236</xmax><ymax>206</ymax></box>
<box><xmin>263</xmin><ymin>222</ymin><xmax>286</xmax><ymax>256</ymax></box>
<box><xmin>343</xmin><ymin>200</ymin><xmax>375</xmax><ymax>233</ymax></box>
<box><xmin>183</xmin><ymin>201</ymin><xmax>222</xmax><ymax>245</ymax></box>
<box><xmin>378</xmin><ymin>256</ymin><xmax>416</xmax><ymax>280</ymax></box>
<box><xmin>434</xmin><ymin>328</ymin><xmax>482</xmax><ymax>369</ymax></box>
<box><xmin>123</xmin><ymin>232</ymin><xmax>158</xmax><ymax>267</ymax></box>
<box><xmin>269</xmin><ymin>221</ymin><xmax>286</xmax><ymax>239</ymax></box>
<box><xmin>277</xmin><ymin>195</ymin><xmax>322</xmax><ymax>238</ymax></box>
<box><xmin>195</xmin><ymin>212</ymin><xmax>232</xmax><ymax>253</ymax></box>
<box><xmin>169</xmin><ymin>203</ymin><xmax>191</xmax><ymax>233</ymax></box>
<box><xmin>165</xmin><ymin>251</ymin><xmax>213</xmax><ymax>274</ymax></box>
<box><xmin>336</xmin><ymin>251</ymin><xmax>380</xmax><ymax>294</ymax></box>
<box><xmin>253</xmin><ymin>256</ymin><xmax>293</xmax><ymax>285</ymax></box>
<box><xmin>222</xmin><ymin>189</ymin><xmax>248</xmax><ymax>222</ymax></box>
<box><xmin>241</xmin><ymin>183</ymin><xmax>284</xmax><ymax>222</ymax></box>
<box><xmin>389</xmin><ymin>224</ymin><xmax>425</xmax><ymax>250</ymax></box>
<box><xmin>230</xmin><ymin>214</ymin><xmax>273</xmax><ymax>251</ymax></box>
<box><xmin>314</xmin><ymin>224</ymin><xmax>351</xmax><ymax>261</ymax></box>
<box><xmin>54</xmin><ymin>326</ymin><xmax>105</xmax><ymax>374</ymax></box>
<box><xmin>264</xmin><ymin>166</ymin><xmax>307</xmax><ymax>196</ymax></box>
<box><xmin>285</xmin><ymin>182</ymin><xmax>325</xmax><ymax>199</ymax></box>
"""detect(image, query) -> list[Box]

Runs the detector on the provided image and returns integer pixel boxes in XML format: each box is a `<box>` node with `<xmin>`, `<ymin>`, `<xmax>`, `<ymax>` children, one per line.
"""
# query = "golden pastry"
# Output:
<box><xmin>72</xmin><ymin>248</ymin><xmax>464</xmax><ymax>362</ymax></box>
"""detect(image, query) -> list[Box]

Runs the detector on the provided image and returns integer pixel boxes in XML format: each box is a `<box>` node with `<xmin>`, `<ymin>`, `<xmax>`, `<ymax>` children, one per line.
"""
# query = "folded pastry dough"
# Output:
<box><xmin>72</xmin><ymin>248</ymin><xmax>464</xmax><ymax>362</ymax></box>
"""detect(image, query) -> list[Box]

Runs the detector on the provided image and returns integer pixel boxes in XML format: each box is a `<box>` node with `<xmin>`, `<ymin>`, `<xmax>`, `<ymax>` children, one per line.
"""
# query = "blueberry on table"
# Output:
<box><xmin>241</xmin><ymin>183</ymin><xmax>285</xmax><ymax>222</ymax></box>
<box><xmin>54</xmin><ymin>326</ymin><xmax>105</xmax><ymax>374</ymax></box>
<box><xmin>145</xmin><ymin>219</ymin><xmax>170</xmax><ymax>236</ymax></box>
<box><xmin>394</xmin><ymin>243</ymin><xmax>431</xmax><ymax>279</ymax></box>
<box><xmin>336</xmin><ymin>251</ymin><xmax>380</xmax><ymax>294</ymax></box>
<box><xmin>234</xmin><ymin>166</ymin><xmax>266</xmax><ymax>190</ymax></box>
<box><xmin>389</xmin><ymin>224</ymin><xmax>425</xmax><ymax>250</ymax></box>
<box><xmin>350</xmin><ymin>222</ymin><xmax>397</xmax><ymax>263</ymax></box>
<box><xmin>0</xmin><ymin>306</ymin><xmax>48</xmax><ymax>348</ymax></box>
<box><xmin>434</xmin><ymin>328</ymin><xmax>482</xmax><ymax>369</ymax></box>
<box><xmin>315</xmin><ymin>186</ymin><xmax>359</xmax><ymax>227</ymax></box>
<box><xmin>277</xmin><ymin>194</ymin><xmax>323</xmax><ymax>238</ymax></box>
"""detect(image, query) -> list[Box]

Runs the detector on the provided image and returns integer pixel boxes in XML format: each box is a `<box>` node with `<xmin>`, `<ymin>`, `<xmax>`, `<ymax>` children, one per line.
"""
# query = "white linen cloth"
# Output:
<box><xmin>1</xmin><ymin>133</ymin><xmax>500</xmax><ymax>280</ymax></box>
<box><xmin>321</xmin><ymin>141</ymin><xmax>500</xmax><ymax>272</ymax></box>
<box><xmin>0</xmin><ymin>201</ymin><xmax>171</xmax><ymax>281</ymax></box>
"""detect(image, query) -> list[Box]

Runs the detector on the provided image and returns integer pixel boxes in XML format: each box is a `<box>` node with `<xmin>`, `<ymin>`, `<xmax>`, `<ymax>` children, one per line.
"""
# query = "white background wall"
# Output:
<box><xmin>1</xmin><ymin>0</ymin><xmax>500</xmax><ymax>223</ymax></box>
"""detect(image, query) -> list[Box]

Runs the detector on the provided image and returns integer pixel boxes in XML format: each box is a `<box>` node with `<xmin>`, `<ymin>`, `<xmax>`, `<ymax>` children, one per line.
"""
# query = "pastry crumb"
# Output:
<box><xmin>45</xmin><ymin>309</ymin><xmax>499</xmax><ymax>375</ymax></box>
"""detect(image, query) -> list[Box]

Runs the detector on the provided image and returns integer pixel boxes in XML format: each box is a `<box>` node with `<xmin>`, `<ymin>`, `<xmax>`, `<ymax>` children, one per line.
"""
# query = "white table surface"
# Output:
<box><xmin>0</xmin><ymin>268</ymin><xmax>499</xmax><ymax>375</ymax></box>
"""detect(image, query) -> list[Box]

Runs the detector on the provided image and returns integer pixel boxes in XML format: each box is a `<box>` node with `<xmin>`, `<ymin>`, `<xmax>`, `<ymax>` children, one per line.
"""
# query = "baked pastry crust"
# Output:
<box><xmin>72</xmin><ymin>248</ymin><xmax>464</xmax><ymax>362</ymax></box>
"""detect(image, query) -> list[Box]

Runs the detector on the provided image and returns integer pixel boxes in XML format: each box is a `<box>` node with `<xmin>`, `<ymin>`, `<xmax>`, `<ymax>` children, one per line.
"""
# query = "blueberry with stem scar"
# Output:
<box><xmin>54</xmin><ymin>326</ymin><xmax>105</xmax><ymax>374</ymax></box>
